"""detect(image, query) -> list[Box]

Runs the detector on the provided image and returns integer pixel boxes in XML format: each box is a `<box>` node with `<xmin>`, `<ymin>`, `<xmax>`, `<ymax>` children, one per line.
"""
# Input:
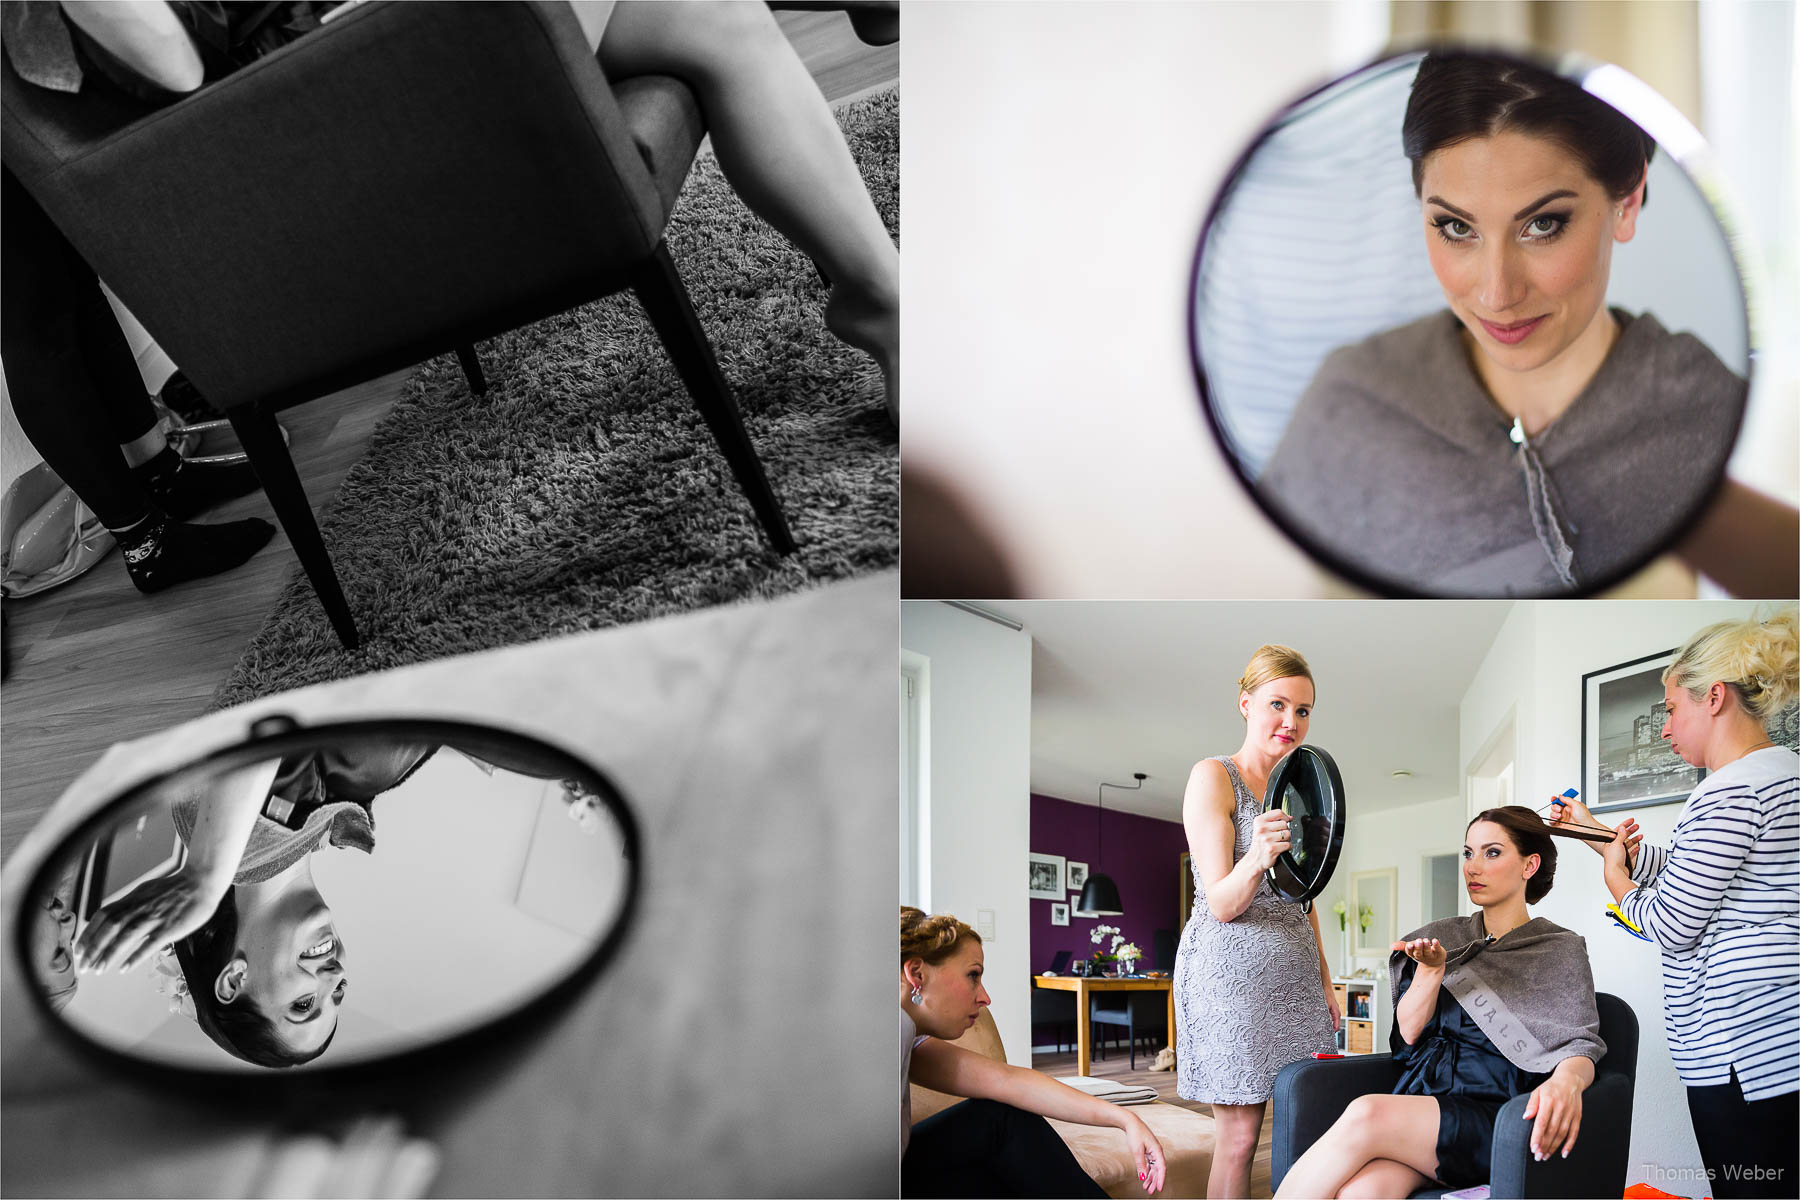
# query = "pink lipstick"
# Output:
<box><xmin>1479</xmin><ymin>315</ymin><xmax>1546</xmax><ymax>346</ymax></box>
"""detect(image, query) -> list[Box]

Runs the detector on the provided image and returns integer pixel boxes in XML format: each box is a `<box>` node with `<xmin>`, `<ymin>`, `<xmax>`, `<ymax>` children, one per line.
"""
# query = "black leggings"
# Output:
<box><xmin>1</xmin><ymin>168</ymin><xmax>161</xmax><ymax>529</ymax></box>
<box><xmin>1686</xmin><ymin>1069</ymin><xmax>1798</xmax><ymax>1199</ymax></box>
<box><xmin>903</xmin><ymin>1098</ymin><xmax>1107</xmax><ymax>1198</ymax></box>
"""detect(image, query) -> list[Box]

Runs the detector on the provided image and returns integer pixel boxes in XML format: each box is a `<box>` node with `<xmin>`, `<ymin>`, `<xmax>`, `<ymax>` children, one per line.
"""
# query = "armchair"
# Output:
<box><xmin>2</xmin><ymin>0</ymin><xmax>794</xmax><ymax>648</ymax></box>
<box><xmin>1271</xmin><ymin>992</ymin><xmax>1638</xmax><ymax>1199</ymax></box>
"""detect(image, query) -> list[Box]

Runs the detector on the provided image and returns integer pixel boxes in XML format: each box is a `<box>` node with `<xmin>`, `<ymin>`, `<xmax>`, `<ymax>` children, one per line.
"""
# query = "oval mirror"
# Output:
<box><xmin>1191</xmin><ymin>47</ymin><xmax>1750</xmax><ymax>597</ymax></box>
<box><xmin>15</xmin><ymin>717</ymin><xmax>639</xmax><ymax>1074</ymax></box>
<box><xmin>1263</xmin><ymin>744</ymin><xmax>1346</xmax><ymax>906</ymax></box>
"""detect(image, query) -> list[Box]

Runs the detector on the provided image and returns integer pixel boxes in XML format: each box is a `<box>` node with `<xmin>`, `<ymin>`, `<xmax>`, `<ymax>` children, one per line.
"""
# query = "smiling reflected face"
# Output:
<box><xmin>218</xmin><ymin>883</ymin><xmax>348</xmax><ymax>1059</ymax></box>
<box><xmin>1420</xmin><ymin>131</ymin><xmax>1639</xmax><ymax>378</ymax></box>
<box><xmin>1240</xmin><ymin>675</ymin><xmax>1313</xmax><ymax>756</ymax></box>
<box><xmin>1462</xmin><ymin>819</ymin><xmax>1538</xmax><ymax>907</ymax></box>
<box><xmin>907</xmin><ymin>940</ymin><xmax>991</xmax><ymax>1041</ymax></box>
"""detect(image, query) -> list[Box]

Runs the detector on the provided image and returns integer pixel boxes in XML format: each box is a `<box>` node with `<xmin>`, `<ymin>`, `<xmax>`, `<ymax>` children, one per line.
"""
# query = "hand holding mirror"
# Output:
<box><xmin>1261</xmin><ymin>744</ymin><xmax>1347</xmax><ymax>907</ymax></box>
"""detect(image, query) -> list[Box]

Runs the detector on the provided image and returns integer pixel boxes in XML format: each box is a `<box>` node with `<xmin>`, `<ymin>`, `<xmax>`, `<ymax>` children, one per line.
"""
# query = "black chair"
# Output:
<box><xmin>1030</xmin><ymin>988</ymin><xmax>1078</xmax><ymax>1055</ymax></box>
<box><xmin>1089</xmin><ymin>992</ymin><xmax>1169</xmax><ymax>1071</ymax></box>
<box><xmin>2</xmin><ymin>1</ymin><xmax>794</xmax><ymax>649</ymax></box>
<box><xmin>1270</xmin><ymin>992</ymin><xmax>1639</xmax><ymax>1199</ymax></box>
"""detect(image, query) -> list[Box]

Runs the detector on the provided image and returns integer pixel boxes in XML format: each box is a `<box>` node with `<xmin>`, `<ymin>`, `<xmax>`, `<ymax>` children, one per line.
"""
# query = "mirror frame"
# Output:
<box><xmin>1262</xmin><ymin>744</ymin><xmax>1347</xmax><ymax>906</ymax></box>
<box><xmin>1185</xmin><ymin>42</ymin><xmax>1755</xmax><ymax>598</ymax></box>
<box><xmin>12</xmin><ymin>715</ymin><xmax>643</xmax><ymax>1089</ymax></box>
<box><xmin>1348</xmin><ymin>867</ymin><xmax>1399</xmax><ymax>959</ymax></box>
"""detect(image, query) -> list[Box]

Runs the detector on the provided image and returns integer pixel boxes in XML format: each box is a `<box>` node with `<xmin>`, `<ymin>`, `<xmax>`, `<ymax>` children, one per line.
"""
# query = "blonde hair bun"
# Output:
<box><xmin>900</xmin><ymin>906</ymin><xmax>981</xmax><ymax>965</ymax></box>
<box><xmin>1238</xmin><ymin>644</ymin><xmax>1315</xmax><ymax>698</ymax></box>
<box><xmin>1665</xmin><ymin>607</ymin><xmax>1799</xmax><ymax>725</ymax></box>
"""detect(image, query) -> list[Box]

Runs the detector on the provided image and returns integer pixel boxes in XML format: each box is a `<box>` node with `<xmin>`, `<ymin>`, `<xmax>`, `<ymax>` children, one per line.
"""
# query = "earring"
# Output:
<box><xmin>910</xmin><ymin>987</ymin><xmax>924</xmax><ymax>1006</ymax></box>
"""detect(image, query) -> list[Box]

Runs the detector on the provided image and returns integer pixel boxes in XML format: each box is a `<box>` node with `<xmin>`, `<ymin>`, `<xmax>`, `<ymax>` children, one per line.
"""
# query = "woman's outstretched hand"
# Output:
<box><xmin>73</xmin><ymin>868</ymin><xmax>222</xmax><ymax>974</ymax></box>
<box><xmin>1246</xmin><ymin>809</ymin><xmax>1292</xmax><ymax>871</ymax></box>
<box><xmin>1392</xmin><ymin>937</ymin><xmax>1446</xmax><ymax>969</ymax></box>
<box><xmin>1523</xmin><ymin>1073</ymin><xmax>1584</xmax><ymax>1160</ymax></box>
<box><xmin>1122</xmin><ymin>1110</ymin><xmax>1167</xmax><ymax>1195</ymax></box>
<box><xmin>1548</xmin><ymin>794</ymin><xmax>1641</xmax><ymax>870</ymax></box>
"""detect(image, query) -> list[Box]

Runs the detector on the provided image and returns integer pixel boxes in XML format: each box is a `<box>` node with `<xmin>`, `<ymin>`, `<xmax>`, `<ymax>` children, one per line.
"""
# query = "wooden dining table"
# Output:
<box><xmin>1032</xmin><ymin>974</ymin><xmax>1175</xmax><ymax>1076</ymax></box>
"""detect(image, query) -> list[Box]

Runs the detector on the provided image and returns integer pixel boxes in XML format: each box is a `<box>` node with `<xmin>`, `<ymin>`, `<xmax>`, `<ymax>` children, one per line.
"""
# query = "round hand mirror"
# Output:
<box><xmin>15</xmin><ymin>717</ymin><xmax>639</xmax><ymax>1075</ymax></box>
<box><xmin>1190</xmin><ymin>47</ymin><xmax>1751</xmax><ymax>597</ymax></box>
<box><xmin>1262</xmin><ymin>745</ymin><xmax>1346</xmax><ymax>907</ymax></box>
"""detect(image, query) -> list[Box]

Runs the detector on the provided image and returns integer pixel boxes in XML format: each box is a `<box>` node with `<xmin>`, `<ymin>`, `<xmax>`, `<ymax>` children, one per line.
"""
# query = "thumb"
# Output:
<box><xmin>1522</xmin><ymin>1089</ymin><xmax>1540</xmax><ymax>1119</ymax></box>
<box><xmin>1390</xmin><ymin>941</ymin><xmax>1406</xmax><ymax>953</ymax></box>
<box><xmin>1132</xmin><ymin>1137</ymin><xmax>1148</xmax><ymax>1182</ymax></box>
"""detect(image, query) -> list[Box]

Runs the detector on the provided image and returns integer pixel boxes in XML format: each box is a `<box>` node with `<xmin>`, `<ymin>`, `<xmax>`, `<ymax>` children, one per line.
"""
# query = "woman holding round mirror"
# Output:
<box><xmin>1259</xmin><ymin>51</ymin><xmax>1745</xmax><ymax>596</ymax></box>
<box><xmin>1175</xmin><ymin>644</ymin><xmax>1338</xmax><ymax>1200</ymax></box>
<box><xmin>1277</xmin><ymin>807</ymin><xmax>1606</xmax><ymax>1199</ymax></box>
<box><xmin>1551</xmin><ymin>610</ymin><xmax>1798</xmax><ymax>1199</ymax></box>
<box><xmin>900</xmin><ymin>907</ymin><xmax>1167</xmax><ymax>1197</ymax></box>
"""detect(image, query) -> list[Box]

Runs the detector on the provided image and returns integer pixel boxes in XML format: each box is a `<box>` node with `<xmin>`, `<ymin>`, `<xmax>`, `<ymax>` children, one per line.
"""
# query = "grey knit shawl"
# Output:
<box><xmin>1389</xmin><ymin>912</ymin><xmax>1606</xmax><ymax>1075</ymax></box>
<box><xmin>1260</xmin><ymin>309</ymin><xmax>1744</xmax><ymax>595</ymax></box>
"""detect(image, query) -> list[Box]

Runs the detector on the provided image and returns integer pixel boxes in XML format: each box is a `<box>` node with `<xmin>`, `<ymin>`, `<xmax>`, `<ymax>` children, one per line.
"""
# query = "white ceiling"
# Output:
<box><xmin>976</xmin><ymin>600</ymin><xmax>1516</xmax><ymax>823</ymax></box>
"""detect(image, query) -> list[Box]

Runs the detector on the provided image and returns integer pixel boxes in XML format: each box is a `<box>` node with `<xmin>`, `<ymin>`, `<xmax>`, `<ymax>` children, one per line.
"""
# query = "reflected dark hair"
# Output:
<box><xmin>1468</xmin><ymin>805</ymin><xmax>1558</xmax><ymax>904</ymax></box>
<box><xmin>1403</xmin><ymin>52</ymin><xmax>1656</xmax><ymax>206</ymax></box>
<box><xmin>173</xmin><ymin>889</ymin><xmax>334</xmax><ymax>1069</ymax></box>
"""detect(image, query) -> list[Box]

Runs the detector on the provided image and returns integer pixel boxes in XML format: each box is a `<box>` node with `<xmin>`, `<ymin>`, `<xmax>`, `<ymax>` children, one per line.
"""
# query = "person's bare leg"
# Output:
<box><xmin>597</xmin><ymin>1</ymin><xmax>899</xmax><ymax>417</ymax></box>
<box><xmin>1275</xmin><ymin>1094</ymin><xmax>1441</xmax><ymax>1200</ymax></box>
<box><xmin>119</xmin><ymin>425</ymin><xmax>167</xmax><ymax>468</ymax></box>
<box><xmin>1336</xmin><ymin>1158</ymin><xmax>1433</xmax><ymax>1200</ymax></box>
<box><xmin>1208</xmin><ymin>1102</ymin><xmax>1267</xmax><ymax>1200</ymax></box>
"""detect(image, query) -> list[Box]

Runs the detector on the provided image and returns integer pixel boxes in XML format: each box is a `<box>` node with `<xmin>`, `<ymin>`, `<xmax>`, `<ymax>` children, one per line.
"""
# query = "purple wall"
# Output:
<box><xmin>1029</xmin><ymin>793</ymin><xmax>1186</xmax><ymax>973</ymax></box>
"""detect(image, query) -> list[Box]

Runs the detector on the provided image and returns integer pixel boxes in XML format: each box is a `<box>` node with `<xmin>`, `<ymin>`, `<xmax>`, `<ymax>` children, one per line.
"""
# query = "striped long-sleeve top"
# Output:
<box><xmin>1619</xmin><ymin>746</ymin><xmax>1799</xmax><ymax>1100</ymax></box>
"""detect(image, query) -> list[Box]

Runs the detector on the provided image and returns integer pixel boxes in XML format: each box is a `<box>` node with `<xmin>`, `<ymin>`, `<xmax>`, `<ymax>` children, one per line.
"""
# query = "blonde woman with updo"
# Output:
<box><xmin>1552</xmin><ymin>609</ymin><xmax>1798</xmax><ymax>1200</ymax></box>
<box><xmin>900</xmin><ymin>907</ymin><xmax>1167</xmax><ymax>1198</ymax></box>
<box><xmin>1176</xmin><ymin>645</ymin><xmax>1339</xmax><ymax>1200</ymax></box>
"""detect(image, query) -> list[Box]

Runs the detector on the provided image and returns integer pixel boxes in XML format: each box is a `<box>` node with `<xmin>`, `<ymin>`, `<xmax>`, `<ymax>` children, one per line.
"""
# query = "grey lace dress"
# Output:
<box><xmin>1175</xmin><ymin>756</ymin><xmax>1335</xmax><ymax>1104</ymax></box>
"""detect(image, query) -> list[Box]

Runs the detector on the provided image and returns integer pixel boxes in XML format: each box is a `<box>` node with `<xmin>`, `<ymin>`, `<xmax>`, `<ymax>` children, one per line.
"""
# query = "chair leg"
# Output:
<box><xmin>225</xmin><ymin>406</ymin><xmax>359</xmax><ymax>650</ymax></box>
<box><xmin>455</xmin><ymin>344</ymin><xmax>487</xmax><ymax>395</ymax></box>
<box><xmin>628</xmin><ymin>241</ymin><xmax>797</xmax><ymax>555</ymax></box>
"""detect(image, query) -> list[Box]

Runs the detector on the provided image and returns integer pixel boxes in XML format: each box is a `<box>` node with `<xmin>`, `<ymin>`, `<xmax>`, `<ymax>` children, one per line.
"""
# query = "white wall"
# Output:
<box><xmin>1458</xmin><ymin>599</ymin><xmax>1778</xmax><ymax>1184</ymax></box>
<box><xmin>900</xmin><ymin>603</ymin><xmax>1034</xmax><ymax>1065</ymax></box>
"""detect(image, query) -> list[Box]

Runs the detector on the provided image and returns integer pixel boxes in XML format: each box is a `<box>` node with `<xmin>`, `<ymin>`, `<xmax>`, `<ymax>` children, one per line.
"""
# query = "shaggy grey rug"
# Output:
<box><xmin>212</xmin><ymin>88</ymin><xmax>897</xmax><ymax>709</ymax></box>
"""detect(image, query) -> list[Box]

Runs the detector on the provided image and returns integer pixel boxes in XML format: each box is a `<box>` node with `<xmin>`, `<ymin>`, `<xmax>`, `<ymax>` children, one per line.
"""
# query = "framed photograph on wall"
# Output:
<box><xmin>1050</xmin><ymin>902</ymin><xmax>1070</xmax><ymax>926</ymax></box>
<box><xmin>1066</xmin><ymin>861</ymin><xmax>1090</xmax><ymax>891</ymax></box>
<box><xmin>1583</xmin><ymin>649</ymin><xmax>1705</xmax><ymax>814</ymax></box>
<box><xmin>1028</xmin><ymin>852</ymin><xmax>1065</xmax><ymax>899</ymax></box>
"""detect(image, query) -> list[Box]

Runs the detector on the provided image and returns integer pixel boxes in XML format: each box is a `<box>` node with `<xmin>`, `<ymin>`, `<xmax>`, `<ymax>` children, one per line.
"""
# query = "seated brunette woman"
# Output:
<box><xmin>1275</xmin><ymin>807</ymin><xmax>1605</xmax><ymax>1199</ymax></box>
<box><xmin>901</xmin><ymin>907</ymin><xmax>1166</xmax><ymax>1198</ymax></box>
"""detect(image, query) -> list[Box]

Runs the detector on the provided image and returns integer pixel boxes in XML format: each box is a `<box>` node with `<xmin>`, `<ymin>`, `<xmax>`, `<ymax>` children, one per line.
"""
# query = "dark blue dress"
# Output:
<box><xmin>1390</xmin><ymin>958</ymin><xmax>1548</xmax><ymax>1188</ymax></box>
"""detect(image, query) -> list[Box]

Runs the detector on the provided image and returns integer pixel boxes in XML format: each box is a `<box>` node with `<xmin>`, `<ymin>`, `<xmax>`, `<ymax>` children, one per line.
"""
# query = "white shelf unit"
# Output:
<box><xmin>1331</xmin><ymin>975</ymin><xmax>1387</xmax><ymax>1055</ymax></box>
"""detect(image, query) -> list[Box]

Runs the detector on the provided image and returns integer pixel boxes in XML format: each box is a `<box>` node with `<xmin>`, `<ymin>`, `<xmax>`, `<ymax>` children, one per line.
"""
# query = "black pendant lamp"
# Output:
<box><xmin>1077</xmin><ymin>772</ymin><xmax>1144</xmax><ymax>917</ymax></box>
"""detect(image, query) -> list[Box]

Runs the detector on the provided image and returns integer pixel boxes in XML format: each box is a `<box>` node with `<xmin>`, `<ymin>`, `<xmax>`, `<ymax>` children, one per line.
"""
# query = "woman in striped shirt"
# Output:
<box><xmin>1553</xmin><ymin>609</ymin><xmax>1798</xmax><ymax>1200</ymax></box>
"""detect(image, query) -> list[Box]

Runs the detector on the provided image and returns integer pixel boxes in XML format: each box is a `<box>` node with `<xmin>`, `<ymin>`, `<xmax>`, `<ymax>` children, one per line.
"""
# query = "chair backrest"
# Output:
<box><xmin>1</xmin><ymin>1</ymin><xmax>669</xmax><ymax>410</ymax></box>
<box><xmin>1595</xmin><ymin>992</ymin><xmax>1639</xmax><ymax>1081</ymax></box>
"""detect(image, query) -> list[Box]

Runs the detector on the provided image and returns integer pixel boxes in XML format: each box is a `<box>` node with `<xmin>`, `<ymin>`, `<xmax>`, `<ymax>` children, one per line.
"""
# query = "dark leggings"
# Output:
<box><xmin>1686</xmin><ymin>1069</ymin><xmax>1798</xmax><ymax>1199</ymax></box>
<box><xmin>1</xmin><ymin>168</ymin><xmax>160</xmax><ymax>529</ymax></box>
<box><xmin>903</xmin><ymin>1098</ymin><xmax>1107</xmax><ymax>1198</ymax></box>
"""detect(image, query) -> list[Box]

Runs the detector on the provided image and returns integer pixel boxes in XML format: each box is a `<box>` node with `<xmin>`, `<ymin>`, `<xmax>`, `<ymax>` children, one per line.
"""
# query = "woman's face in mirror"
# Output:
<box><xmin>222</xmin><ymin>883</ymin><xmax>347</xmax><ymax>1057</ymax></box>
<box><xmin>1239</xmin><ymin>676</ymin><xmax>1313</xmax><ymax>755</ymax></box>
<box><xmin>1419</xmin><ymin>130</ymin><xmax>1641</xmax><ymax>377</ymax></box>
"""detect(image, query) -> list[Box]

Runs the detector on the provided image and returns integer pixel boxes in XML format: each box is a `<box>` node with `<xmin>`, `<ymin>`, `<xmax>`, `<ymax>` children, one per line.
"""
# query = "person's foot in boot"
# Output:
<box><xmin>114</xmin><ymin>512</ymin><xmax>275</xmax><ymax>594</ymax></box>
<box><xmin>131</xmin><ymin>445</ymin><xmax>263</xmax><ymax>521</ymax></box>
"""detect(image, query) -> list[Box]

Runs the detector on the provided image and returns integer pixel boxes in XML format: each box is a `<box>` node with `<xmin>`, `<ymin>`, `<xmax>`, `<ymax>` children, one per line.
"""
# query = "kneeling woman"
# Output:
<box><xmin>901</xmin><ymin>907</ymin><xmax>1166</xmax><ymax>1198</ymax></box>
<box><xmin>1276</xmin><ymin>808</ymin><xmax>1605</xmax><ymax>1199</ymax></box>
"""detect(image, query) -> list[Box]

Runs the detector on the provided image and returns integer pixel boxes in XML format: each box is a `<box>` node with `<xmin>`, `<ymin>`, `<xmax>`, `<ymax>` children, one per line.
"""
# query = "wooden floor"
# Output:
<box><xmin>1032</xmin><ymin>1044</ymin><xmax>1277</xmax><ymax>1198</ymax></box>
<box><xmin>0</xmin><ymin>11</ymin><xmax>897</xmax><ymax>864</ymax></box>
